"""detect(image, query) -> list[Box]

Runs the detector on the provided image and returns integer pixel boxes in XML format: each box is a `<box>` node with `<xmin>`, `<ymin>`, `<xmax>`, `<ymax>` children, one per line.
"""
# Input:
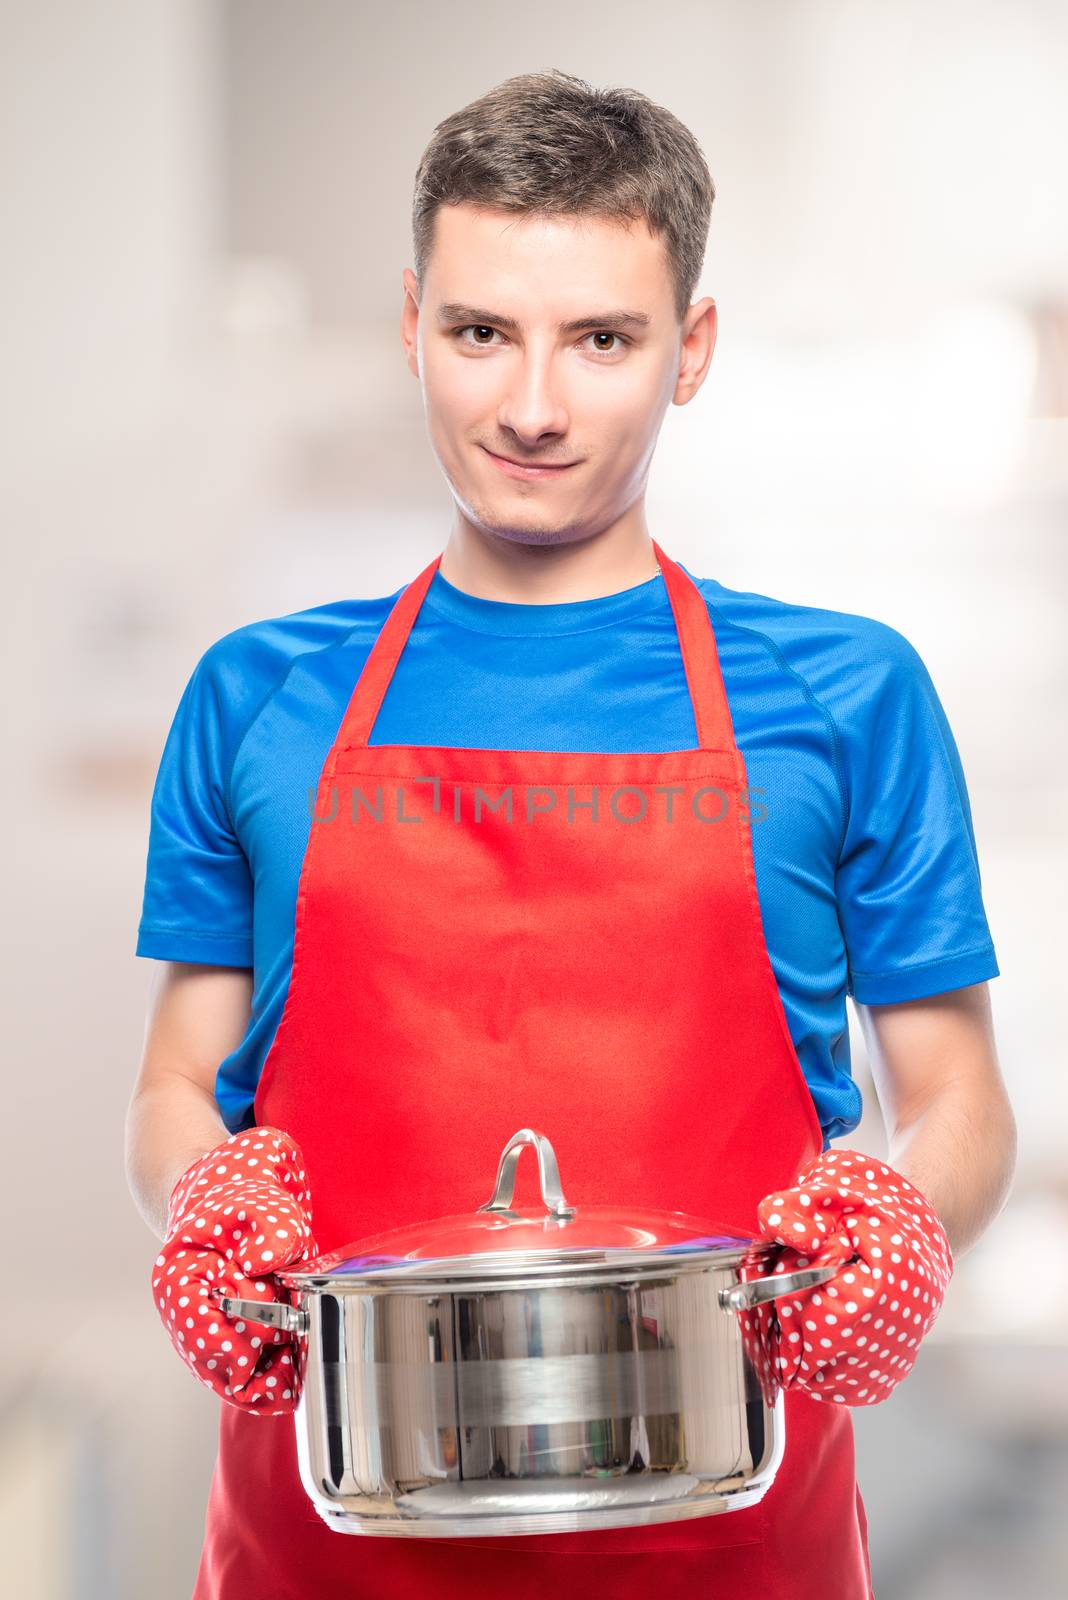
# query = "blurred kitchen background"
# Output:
<box><xmin>3</xmin><ymin>1</ymin><xmax>1066</xmax><ymax>1595</ymax></box>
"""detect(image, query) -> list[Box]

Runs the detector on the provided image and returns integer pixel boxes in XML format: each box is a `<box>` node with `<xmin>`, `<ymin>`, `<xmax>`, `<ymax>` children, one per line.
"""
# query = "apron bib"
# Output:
<box><xmin>192</xmin><ymin>542</ymin><xmax>874</xmax><ymax>1598</ymax></box>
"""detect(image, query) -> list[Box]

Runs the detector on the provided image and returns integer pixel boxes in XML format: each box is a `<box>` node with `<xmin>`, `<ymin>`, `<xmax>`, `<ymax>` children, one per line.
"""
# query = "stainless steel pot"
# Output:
<box><xmin>217</xmin><ymin>1127</ymin><xmax>836</xmax><ymax>1538</ymax></box>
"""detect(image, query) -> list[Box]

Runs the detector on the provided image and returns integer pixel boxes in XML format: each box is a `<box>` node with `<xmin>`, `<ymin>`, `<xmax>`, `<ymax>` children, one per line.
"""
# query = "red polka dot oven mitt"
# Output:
<box><xmin>151</xmin><ymin>1127</ymin><xmax>318</xmax><ymax>1416</ymax></box>
<box><xmin>740</xmin><ymin>1149</ymin><xmax>953</xmax><ymax>1406</ymax></box>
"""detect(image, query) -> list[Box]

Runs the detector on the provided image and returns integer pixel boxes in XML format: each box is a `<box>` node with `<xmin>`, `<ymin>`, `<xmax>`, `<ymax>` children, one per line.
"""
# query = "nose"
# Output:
<box><xmin>496</xmin><ymin>345</ymin><xmax>569</xmax><ymax>448</ymax></box>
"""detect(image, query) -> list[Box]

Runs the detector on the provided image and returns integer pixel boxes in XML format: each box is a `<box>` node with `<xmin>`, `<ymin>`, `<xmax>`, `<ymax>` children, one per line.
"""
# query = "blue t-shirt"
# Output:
<box><xmin>135</xmin><ymin>562</ymin><xmax>999</xmax><ymax>1146</ymax></box>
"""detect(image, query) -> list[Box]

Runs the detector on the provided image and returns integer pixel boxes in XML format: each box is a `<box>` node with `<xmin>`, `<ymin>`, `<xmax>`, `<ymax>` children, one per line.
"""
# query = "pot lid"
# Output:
<box><xmin>278</xmin><ymin>1128</ymin><xmax>763</xmax><ymax>1288</ymax></box>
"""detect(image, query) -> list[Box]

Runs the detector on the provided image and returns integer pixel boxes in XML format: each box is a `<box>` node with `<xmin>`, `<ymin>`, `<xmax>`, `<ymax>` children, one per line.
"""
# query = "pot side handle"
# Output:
<box><xmin>719</xmin><ymin>1261</ymin><xmax>841</xmax><ymax>1313</ymax></box>
<box><xmin>210</xmin><ymin>1286</ymin><xmax>309</xmax><ymax>1337</ymax></box>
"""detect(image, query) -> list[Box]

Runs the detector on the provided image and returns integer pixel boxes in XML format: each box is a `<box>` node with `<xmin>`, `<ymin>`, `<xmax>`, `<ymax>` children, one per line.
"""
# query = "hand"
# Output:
<box><xmin>151</xmin><ymin>1126</ymin><xmax>317</xmax><ymax>1415</ymax></box>
<box><xmin>746</xmin><ymin>1149</ymin><xmax>953</xmax><ymax>1406</ymax></box>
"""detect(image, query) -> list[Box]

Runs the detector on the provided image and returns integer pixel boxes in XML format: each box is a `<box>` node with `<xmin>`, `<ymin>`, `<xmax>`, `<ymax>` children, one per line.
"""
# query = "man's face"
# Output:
<box><xmin>402</xmin><ymin>203</ymin><xmax>715</xmax><ymax>549</ymax></box>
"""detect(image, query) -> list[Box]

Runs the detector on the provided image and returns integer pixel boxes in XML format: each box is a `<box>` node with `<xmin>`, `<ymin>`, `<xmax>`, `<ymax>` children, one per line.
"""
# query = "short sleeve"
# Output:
<box><xmin>835</xmin><ymin>624</ymin><xmax>999</xmax><ymax>1004</ymax></box>
<box><xmin>136</xmin><ymin>644</ymin><xmax>254</xmax><ymax>967</ymax></box>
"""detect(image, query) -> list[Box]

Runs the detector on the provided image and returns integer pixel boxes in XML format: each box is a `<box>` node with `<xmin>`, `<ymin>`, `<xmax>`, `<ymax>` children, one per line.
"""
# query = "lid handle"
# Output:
<box><xmin>476</xmin><ymin>1129</ymin><xmax>576</xmax><ymax>1221</ymax></box>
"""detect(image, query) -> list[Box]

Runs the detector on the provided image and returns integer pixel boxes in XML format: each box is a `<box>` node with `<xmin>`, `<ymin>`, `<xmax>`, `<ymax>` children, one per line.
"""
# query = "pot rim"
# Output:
<box><xmin>273</xmin><ymin>1235</ymin><xmax>780</xmax><ymax>1292</ymax></box>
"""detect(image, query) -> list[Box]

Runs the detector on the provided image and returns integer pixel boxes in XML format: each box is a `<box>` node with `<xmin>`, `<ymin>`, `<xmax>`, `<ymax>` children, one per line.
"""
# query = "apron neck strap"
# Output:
<box><xmin>335</xmin><ymin>539</ymin><xmax>737</xmax><ymax>753</ymax></box>
<box><xmin>652</xmin><ymin>540</ymin><xmax>736</xmax><ymax>752</ymax></box>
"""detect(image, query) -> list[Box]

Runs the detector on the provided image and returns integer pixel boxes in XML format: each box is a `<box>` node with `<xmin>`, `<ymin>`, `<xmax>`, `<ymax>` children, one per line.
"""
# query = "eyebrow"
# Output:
<box><xmin>435</xmin><ymin>302</ymin><xmax>652</xmax><ymax>336</ymax></box>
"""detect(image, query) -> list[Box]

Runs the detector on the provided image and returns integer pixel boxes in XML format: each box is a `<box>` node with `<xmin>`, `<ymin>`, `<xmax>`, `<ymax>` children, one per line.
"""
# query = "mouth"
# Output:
<box><xmin>481</xmin><ymin>446</ymin><xmax>580</xmax><ymax>481</ymax></box>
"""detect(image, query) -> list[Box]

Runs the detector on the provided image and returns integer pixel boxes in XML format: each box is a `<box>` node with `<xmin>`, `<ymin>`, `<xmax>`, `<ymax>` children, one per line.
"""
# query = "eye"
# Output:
<box><xmin>454</xmin><ymin>325</ymin><xmax>502</xmax><ymax>348</ymax></box>
<box><xmin>585</xmin><ymin>330</ymin><xmax>630</xmax><ymax>357</ymax></box>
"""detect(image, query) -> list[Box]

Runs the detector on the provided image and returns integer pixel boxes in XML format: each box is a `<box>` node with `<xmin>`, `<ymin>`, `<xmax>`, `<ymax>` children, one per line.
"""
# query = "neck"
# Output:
<box><xmin>438</xmin><ymin>524</ymin><xmax>662</xmax><ymax>605</ymax></box>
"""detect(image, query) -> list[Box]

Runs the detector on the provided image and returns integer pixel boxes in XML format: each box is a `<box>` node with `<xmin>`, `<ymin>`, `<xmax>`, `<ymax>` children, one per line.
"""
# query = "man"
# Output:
<box><xmin>126</xmin><ymin>69</ymin><xmax>1016</xmax><ymax>1599</ymax></box>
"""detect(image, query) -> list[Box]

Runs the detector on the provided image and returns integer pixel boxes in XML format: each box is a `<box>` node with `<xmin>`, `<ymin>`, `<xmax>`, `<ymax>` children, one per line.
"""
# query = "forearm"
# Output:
<box><xmin>125</xmin><ymin>1078</ymin><xmax>232</xmax><ymax>1242</ymax></box>
<box><xmin>885</xmin><ymin>1078</ymin><xmax>1017</xmax><ymax>1259</ymax></box>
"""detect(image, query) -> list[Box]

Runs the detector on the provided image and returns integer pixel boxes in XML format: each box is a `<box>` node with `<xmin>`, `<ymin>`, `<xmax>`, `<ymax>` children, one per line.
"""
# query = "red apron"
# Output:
<box><xmin>192</xmin><ymin>542</ymin><xmax>874</xmax><ymax>1599</ymax></box>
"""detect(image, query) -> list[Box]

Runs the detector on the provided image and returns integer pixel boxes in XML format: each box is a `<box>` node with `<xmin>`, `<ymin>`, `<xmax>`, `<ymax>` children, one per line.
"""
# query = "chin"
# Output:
<box><xmin>470</xmin><ymin>518</ymin><xmax>582</xmax><ymax>548</ymax></box>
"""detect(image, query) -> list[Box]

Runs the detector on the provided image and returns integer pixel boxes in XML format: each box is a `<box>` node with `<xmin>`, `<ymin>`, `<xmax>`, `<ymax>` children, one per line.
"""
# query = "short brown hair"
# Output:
<box><xmin>412</xmin><ymin>69</ymin><xmax>715</xmax><ymax>324</ymax></box>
